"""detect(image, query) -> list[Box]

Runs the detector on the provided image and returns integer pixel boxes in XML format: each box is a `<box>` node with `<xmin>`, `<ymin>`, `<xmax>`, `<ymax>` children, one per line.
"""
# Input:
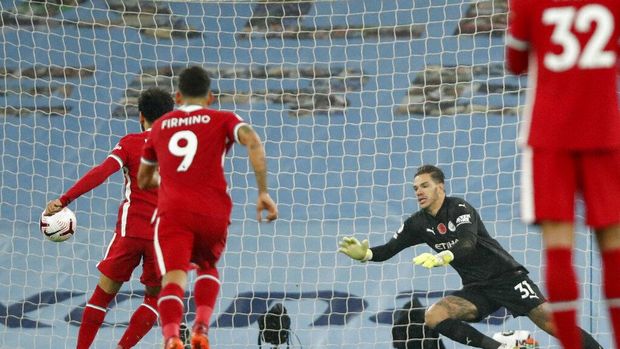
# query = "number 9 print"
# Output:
<box><xmin>169</xmin><ymin>130</ymin><xmax>198</xmax><ymax>172</ymax></box>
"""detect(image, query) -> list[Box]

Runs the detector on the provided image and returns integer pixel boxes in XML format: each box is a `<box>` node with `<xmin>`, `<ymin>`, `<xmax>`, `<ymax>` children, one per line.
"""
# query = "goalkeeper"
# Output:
<box><xmin>339</xmin><ymin>165</ymin><xmax>602</xmax><ymax>349</ymax></box>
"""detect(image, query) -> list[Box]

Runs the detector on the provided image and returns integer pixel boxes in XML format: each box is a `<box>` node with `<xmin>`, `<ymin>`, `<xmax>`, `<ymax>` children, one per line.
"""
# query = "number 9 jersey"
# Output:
<box><xmin>506</xmin><ymin>0</ymin><xmax>620</xmax><ymax>149</ymax></box>
<box><xmin>141</xmin><ymin>104</ymin><xmax>247</xmax><ymax>218</ymax></box>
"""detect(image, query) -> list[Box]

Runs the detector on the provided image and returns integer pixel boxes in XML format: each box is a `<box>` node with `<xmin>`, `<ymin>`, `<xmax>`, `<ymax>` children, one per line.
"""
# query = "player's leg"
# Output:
<box><xmin>190</xmin><ymin>265</ymin><xmax>219</xmax><ymax>349</ymax></box>
<box><xmin>595</xmin><ymin>226</ymin><xmax>620</xmax><ymax>348</ymax></box>
<box><xmin>77</xmin><ymin>233</ymin><xmax>132</xmax><ymax>349</ymax></box>
<box><xmin>160</xmin><ymin>270</ymin><xmax>188</xmax><ymax>348</ymax></box>
<box><xmin>425</xmin><ymin>295</ymin><xmax>503</xmax><ymax>349</ymax></box>
<box><xmin>160</xmin><ymin>270</ymin><xmax>188</xmax><ymax>349</ymax></box>
<box><xmin>523</xmin><ymin>147</ymin><xmax>581</xmax><ymax>349</ymax></box>
<box><xmin>582</xmin><ymin>149</ymin><xmax>620</xmax><ymax>349</ymax></box>
<box><xmin>193</xmin><ymin>265</ymin><xmax>220</xmax><ymax>330</ymax></box>
<box><xmin>117</xmin><ymin>285</ymin><xmax>160</xmax><ymax>349</ymax></box>
<box><xmin>77</xmin><ymin>273</ymin><xmax>122</xmax><ymax>349</ymax></box>
<box><xmin>527</xmin><ymin>303</ymin><xmax>603</xmax><ymax>349</ymax></box>
<box><xmin>540</xmin><ymin>222</ymin><xmax>582</xmax><ymax>349</ymax></box>
<box><xmin>190</xmin><ymin>214</ymin><xmax>228</xmax><ymax>349</ymax></box>
<box><xmin>117</xmin><ymin>238</ymin><xmax>162</xmax><ymax>349</ymax></box>
<box><xmin>154</xmin><ymin>212</ymin><xmax>193</xmax><ymax>349</ymax></box>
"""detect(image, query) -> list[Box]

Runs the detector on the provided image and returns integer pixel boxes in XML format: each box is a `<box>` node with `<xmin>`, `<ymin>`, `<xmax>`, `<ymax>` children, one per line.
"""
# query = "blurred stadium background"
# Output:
<box><xmin>0</xmin><ymin>0</ymin><xmax>611</xmax><ymax>348</ymax></box>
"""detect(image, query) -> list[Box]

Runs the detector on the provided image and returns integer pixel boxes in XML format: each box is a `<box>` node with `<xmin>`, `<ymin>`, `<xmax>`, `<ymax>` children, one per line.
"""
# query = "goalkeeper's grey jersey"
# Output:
<box><xmin>369</xmin><ymin>196</ymin><xmax>525</xmax><ymax>286</ymax></box>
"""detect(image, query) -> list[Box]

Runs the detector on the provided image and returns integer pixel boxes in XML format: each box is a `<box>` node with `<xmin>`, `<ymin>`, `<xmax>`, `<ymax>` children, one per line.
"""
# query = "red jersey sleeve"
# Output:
<box><xmin>109</xmin><ymin>137</ymin><xmax>131</xmax><ymax>166</ymax></box>
<box><xmin>506</xmin><ymin>0</ymin><xmax>531</xmax><ymax>74</ymax></box>
<box><xmin>228</xmin><ymin>112</ymin><xmax>248</xmax><ymax>144</ymax></box>
<box><xmin>60</xmin><ymin>154</ymin><xmax>121</xmax><ymax>206</ymax></box>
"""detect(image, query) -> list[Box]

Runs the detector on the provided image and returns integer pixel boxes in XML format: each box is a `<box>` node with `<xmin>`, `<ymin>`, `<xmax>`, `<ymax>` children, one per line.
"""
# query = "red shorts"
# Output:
<box><xmin>153</xmin><ymin>210</ymin><xmax>228</xmax><ymax>276</ymax></box>
<box><xmin>521</xmin><ymin>147</ymin><xmax>620</xmax><ymax>228</ymax></box>
<box><xmin>97</xmin><ymin>234</ymin><xmax>160</xmax><ymax>287</ymax></box>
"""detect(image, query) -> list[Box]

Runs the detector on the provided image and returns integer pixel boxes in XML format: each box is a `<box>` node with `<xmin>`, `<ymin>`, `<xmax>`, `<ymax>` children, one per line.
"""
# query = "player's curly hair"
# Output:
<box><xmin>178</xmin><ymin>66</ymin><xmax>211</xmax><ymax>98</ymax></box>
<box><xmin>415</xmin><ymin>164</ymin><xmax>445</xmax><ymax>184</ymax></box>
<box><xmin>138</xmin><ymin>87</ymin><xmax>174</xmax><ymax>123</ymax></box>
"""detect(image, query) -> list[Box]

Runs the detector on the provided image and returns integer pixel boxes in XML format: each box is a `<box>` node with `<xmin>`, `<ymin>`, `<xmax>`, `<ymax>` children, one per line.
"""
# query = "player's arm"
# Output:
<box><xmin>45</xmin><ymin>156</ymin><xmax>121</xmax><ymax>216</ymax></box>
<box><xmin>137</xmin><ymin>133</ymin><xmax>160</xmax><ymax>190</ymax></box>
<box><xmin>237</xmin><ymin>124</ymin><xmax>278</xmax><ymax>222</ymax></box>
<box><xmin>505</xmin><ymin>0</ymin><xmax>530</xmax><ymax>74</ymax></box>
<box><xmin>339</xmin><ymin>220</ymin><xmax>420</xmax><ymax>262</ymax></box>
<box><xmin>137</xmin><ymin>160</ymin><xmax>159</xmax><ymax>190</ymax></box>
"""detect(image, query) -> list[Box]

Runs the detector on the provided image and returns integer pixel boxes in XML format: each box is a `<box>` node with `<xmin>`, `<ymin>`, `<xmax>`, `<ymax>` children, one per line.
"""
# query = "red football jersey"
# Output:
<box><xmin>109</xmin><ymin>131</ymin><xmax>158</xmax><ymax>239</ymax></box>
<box><xmin>507</xmin><ymin>0</ymin><xmax>620</xmax><ymax>149</ymax></box>
<box><xmin>142</xmin><ymin>105</ymin><xmax>246</xmax><ymax>218</ymax></box>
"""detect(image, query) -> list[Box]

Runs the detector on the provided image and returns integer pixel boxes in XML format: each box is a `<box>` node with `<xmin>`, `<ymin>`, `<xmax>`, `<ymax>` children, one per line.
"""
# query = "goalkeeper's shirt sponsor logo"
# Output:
<box><xmin>435</xmin><ymin>239</ymin><xmax>458</xmax><ymax>250</ymax></box>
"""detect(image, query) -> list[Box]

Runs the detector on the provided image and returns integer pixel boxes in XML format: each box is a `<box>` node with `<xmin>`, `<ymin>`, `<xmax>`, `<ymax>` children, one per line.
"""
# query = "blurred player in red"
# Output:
<box><xmin>506</xmin><ymin>1</ymin><xmax>620</xmax><ymax>348</ymax></box>
<box><xmin>137</xmin><ymin>66</ymin><xmax>278</xmax><ymax>349</ymax></box>
<box><xmin>45</xmin><ymin>87</ymin><xmax>174</xmax><ymax>349</ymax></box>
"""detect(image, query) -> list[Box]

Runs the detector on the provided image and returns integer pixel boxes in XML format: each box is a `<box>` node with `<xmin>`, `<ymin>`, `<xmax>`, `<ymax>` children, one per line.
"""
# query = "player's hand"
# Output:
<box><xmin>44</xmin><ymin>199</ymin><xmax>64</xmax><ymax>216</ymax></box>
<box><xmin>257</xmin><ymin>192</ymin><xmax>278</xmax><ymax>222</ymax></box>
<box><xmin>338</xmin><ymin>236</ymin><xmax>373</xmax><ymax>262</ymax></box>
<box><xmin>413</xmin><ymin>251</ymin><xmax>454</xmax><ymax>268</ymax></box>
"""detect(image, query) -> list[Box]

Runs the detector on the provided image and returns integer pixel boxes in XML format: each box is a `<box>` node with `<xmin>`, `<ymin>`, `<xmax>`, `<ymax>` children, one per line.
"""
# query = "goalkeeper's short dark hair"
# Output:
<box><xmin>415</xmin><ymin>164</ymin><xmax>445</xmax><ymax>184</ymax></box>
<box><xmin>138</xmin><ymin>87</ymin><xmax>174</xmax><ymax>123</ymax></box>
<box><xmin>178</xmin><ymin>65</ymin><xmax>211</xmax><ymax>98</ymax></box>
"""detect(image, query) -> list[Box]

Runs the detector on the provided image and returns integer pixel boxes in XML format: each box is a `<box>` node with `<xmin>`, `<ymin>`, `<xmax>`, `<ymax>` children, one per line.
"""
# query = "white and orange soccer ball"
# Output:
<box><xmin>40</xmin><ymin>207</ymin><xmax>77</xmax><ymax>242</ymax></box>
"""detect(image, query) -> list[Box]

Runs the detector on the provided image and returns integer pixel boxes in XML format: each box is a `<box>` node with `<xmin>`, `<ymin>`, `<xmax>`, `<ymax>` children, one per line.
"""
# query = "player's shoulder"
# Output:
<box><xmin>157</xmin><ymin>109</ymin><xmax>185</xmax><ymax>121</ymax></box>
<box><xmin>446</xmin><ymin>196</ymin><xmax>475</xmax><ymax>211</ymax></box>
<box><xmin>119</xmin><ymin>130</ymin><xmax>149</xmax><ymax>144</ymax></box>
<box><xmin>407</xmin><ymin>210</ymin><xmax>426</xmax><ymax>224</ymax></box>
<box><xmin>510</xmin><ymin>0</ymin><xmax>561</xmax><ymax>13</ymax></box>
<box><xmin>208</xmin><ymin>108</ymin><xmax>245</xmax><ymax>122</ymax></box>
<box><xmin>508</xmin><ymin>0</ymin><xmax>533</xmax><ymax>10</ymax></box>
<box><xmin>160</xmin><ymin>107</ymin><xmax>244</xmax><ymax>124</ymax></box>
<box><xmin>533</xmin><ymin>0</ymin><xmax>618</xmax><ymax>10</ymax></box>
<box><xmin>113</xmin><ymin>131</ymin><xmax>149</xmax><ymax>155</ymax></box>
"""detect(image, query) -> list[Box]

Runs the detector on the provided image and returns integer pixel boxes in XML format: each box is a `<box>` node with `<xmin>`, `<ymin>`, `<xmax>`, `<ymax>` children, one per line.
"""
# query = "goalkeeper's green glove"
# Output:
<box><xmin>338</xmin><ymin>236</ymin><xmax>373</xmax><ymax>262</ymax></box>
<box><xmin>413</xmin><ymin>251</ymin><xmax>454</xmax><ymax>268</ymax></box>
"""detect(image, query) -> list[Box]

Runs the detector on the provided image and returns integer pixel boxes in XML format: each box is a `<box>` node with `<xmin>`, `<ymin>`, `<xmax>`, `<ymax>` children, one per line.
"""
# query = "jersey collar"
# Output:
<box><xmin>178</xmin><ymin>104</ymin><xmax>203</xmax><ymax>113</ymax></box>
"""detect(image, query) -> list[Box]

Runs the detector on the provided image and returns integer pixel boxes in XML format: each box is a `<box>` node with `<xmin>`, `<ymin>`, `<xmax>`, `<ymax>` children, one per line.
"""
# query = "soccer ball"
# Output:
<box><xmin>40</xmin><ymin>207</ymin><xmax>77</xmax><ymax>242</ymax></box>
<box><xmin>492</xmin><ymin>330</ymin><xmax>539</xmax><ymax>349</ymax></box>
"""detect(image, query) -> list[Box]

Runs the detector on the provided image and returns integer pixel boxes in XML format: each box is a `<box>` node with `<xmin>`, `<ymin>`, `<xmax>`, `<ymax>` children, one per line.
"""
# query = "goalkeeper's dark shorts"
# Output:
<box><xmin>451</xmin><ymin>270</ymin><xmax>546</xmax><ymax>322</ymax></box>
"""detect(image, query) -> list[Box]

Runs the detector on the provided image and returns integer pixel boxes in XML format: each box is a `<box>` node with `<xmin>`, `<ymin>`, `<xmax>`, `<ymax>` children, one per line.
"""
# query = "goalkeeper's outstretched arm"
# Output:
<box><xmin>338</xmin><ymin>236</ymin><xmax>410</xmax><ymax>262</ymax></box>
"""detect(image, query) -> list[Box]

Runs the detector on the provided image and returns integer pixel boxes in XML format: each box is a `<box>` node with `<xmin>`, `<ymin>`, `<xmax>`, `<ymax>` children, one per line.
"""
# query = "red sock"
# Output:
<box><xmin>545</xmin><ymin>248</ymin><xmax>581</xmax><ymax>349</ymax></box>
<box><xmin>76</xmin><ymin>285</ymin><xmax>116</xmax><ymax>349</ymax></box>
<box><xmin>117</xmin><ymin>294</ymin><xmax>159</xmax><ymax>349</ymax></box>
<box><xmin>194</xmin><ymin>267</ymin><xmax>220</xmax><ymax>328</ymax></box>
<box><xmin>158</xmin><ymin>283</ymin><xmax>185</xmax><ymax>340</ymax></box>
<box><xmin>602</xmin><ymin>249</ymin><xmax>620</xmax><ymax>348</ymax></box>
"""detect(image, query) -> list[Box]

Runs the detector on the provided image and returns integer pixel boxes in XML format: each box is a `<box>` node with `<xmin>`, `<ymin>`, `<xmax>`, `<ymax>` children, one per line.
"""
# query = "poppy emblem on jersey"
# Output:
<box><xmin>437</xmin><ymin>223</ymin><xmax>447</xmax><ymax>234</ymax></box>
<box><xmin>448</xmin><ymin>221</ymin><xmax>456</xmax><ymax>232</ymax></box>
